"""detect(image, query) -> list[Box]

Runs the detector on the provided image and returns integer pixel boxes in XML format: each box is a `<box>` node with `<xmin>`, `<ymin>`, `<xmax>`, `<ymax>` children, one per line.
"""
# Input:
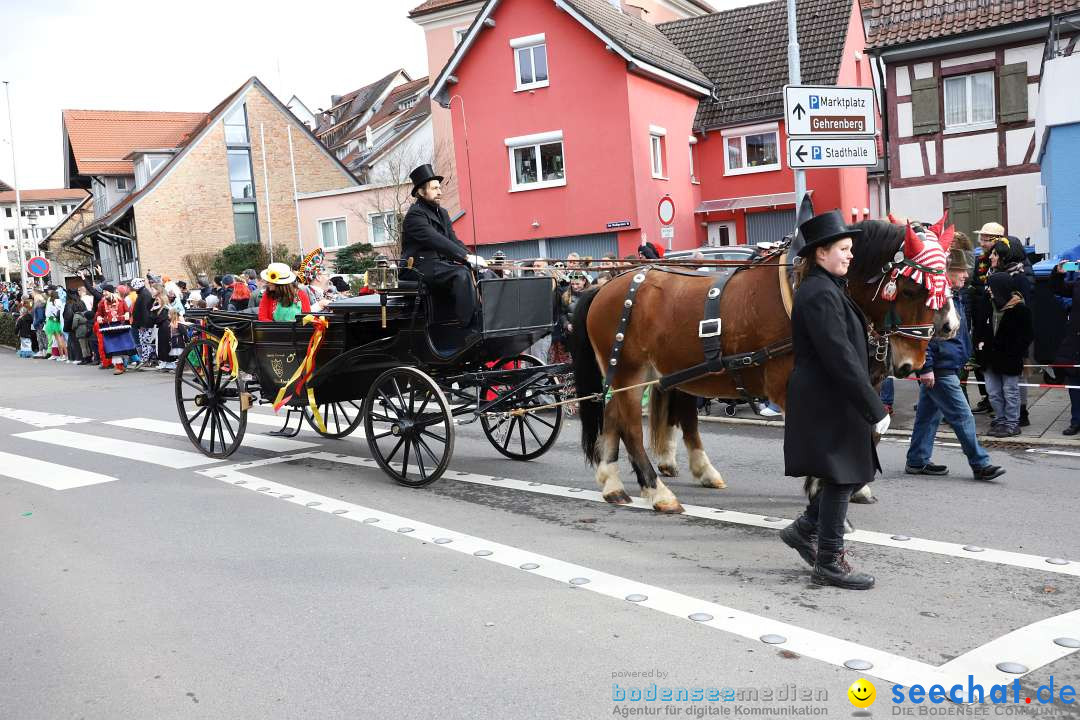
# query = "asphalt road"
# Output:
<box><xmin>2</xmin><ymin>348</ymin><xmax>1078</xmax><ymax>720</ymax></box>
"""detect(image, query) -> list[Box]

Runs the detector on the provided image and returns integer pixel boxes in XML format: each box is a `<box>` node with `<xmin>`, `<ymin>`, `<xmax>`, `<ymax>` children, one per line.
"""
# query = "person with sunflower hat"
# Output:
<box><xmin>257</xmin><ymin>262</ymin><xmax>311</xmax><ymax>322</ymax></box>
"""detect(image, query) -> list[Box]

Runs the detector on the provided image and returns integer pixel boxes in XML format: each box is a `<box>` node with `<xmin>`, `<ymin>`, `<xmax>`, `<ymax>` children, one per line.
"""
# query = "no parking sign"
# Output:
<box><xmin>26</xmin><ymin>256</ymin><xmax>51</xmax><ymax>278</ymax></box>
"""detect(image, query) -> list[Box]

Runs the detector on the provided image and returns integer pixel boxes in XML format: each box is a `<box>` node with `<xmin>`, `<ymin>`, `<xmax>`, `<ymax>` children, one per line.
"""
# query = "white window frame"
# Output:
<box><xmin>649</xmin><ymin>126</ymin><xmax>667</xmax><ymax>180</ymax></box>
<box><xmin>368</xmin><ymin>211</ymin><xmax>396</xmax><ymax>247</ymax></box>
<box><xmin>115</xmin><ymin>176</ymin><xmax>129</xmax><ymax>191</ymax></box>
<box><xmin>317</xmin><ymin>216</ymin><xmax>348</xmax><ymax>250</ymax></box>
<box><xmin>505</xmin><ymin>130</ymin><xmax>566</xmax><ymax>192</ymax></box>
<box><xmin>453</xmin><ymin>27</ymin><xmax>468</xmax><ymax>47</ymax></box>
<box><xmin>511</xmin><ymin>34</ymin><xmax>549</xmax><ymax>92</ymax></box>
<box><xmin>943</xmin><ymin>71</ymin><xmax>997</xmax><ymax>133</ymax></box>
<box><xmin>721</xmin><ymin>122</ymin><xmax>781</xmax><ymax>176</ymax></box>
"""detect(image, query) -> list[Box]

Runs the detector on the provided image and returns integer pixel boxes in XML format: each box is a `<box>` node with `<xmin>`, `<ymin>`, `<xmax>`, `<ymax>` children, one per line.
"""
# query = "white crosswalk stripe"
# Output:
<box><xmin>14</xmin><ymin>428</ymin><xmax>219</xmax><ymax>469</ymax></box>
<box><xmin>105</xmin><ymin>417</ymin><xmax>320</xmax><ymax>452</ymax></box>
<box><xmin>0</xmin><ymin>406</ymin><xmax>94</xmax><ymax>428</ymax></box>
<box><xmin>0</xmin><ymin>450</ymin><xmax>117</xmax><ymax>490</ymax></box>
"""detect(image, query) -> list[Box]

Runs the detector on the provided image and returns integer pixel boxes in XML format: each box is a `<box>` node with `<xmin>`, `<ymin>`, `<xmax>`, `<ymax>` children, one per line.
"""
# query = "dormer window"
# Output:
<box><xmin>511</xmin><ymin>34</ymin><xmax>549</xmax><ymax>92</ymax></box>
<box><xmin>398</xmin><ymin>97</ymin><xmax>418</xmax><ymax>111</ymax></box>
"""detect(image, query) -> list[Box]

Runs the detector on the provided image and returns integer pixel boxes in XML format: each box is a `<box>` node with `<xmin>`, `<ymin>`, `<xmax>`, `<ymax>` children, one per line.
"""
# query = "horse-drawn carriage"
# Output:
<box><xmin>174</xmin><ymin>272</ymin><xmax>569</xmax><ymax>487</ymax></box>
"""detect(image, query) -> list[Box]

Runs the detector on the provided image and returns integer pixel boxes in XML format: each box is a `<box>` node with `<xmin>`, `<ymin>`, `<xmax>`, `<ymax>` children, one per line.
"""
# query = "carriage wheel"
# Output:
<box><xmin>303</xmin><ymin>400</ymin><xmax>364</xmax><ymax>438</ymax></box>
<box><xmin>480</xmin><ymin>353</ymin><xmax>563</xmax><ymax>461</ymax></box>
<box><xmin>175</xmin><ymin>338</ymin><xmax>247</xmax><ymax>458</ymax></box>
<box><xmin>362</xmin><ymin>367</ymin><xmax>455</xmax><ymax>488</ymax></box>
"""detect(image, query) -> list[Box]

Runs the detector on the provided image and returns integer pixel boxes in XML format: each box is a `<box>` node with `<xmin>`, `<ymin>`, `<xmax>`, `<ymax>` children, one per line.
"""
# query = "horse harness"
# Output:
<box><xmin>603</xmin><ymin>254</ymin><xmax>793</xmax><ymax>402</ymax></box>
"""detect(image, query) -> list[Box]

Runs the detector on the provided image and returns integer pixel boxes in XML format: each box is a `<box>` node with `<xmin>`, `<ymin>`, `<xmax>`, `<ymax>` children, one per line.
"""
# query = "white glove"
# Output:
<box><xmin>465</xmin><ymin>254</ymin><xmax>488</xmax><ymax>269</ymax></box>
<box><xmin>873</xmin><ymin>413</ymin><xmax>891</xmax><ymax>435</ymax></box>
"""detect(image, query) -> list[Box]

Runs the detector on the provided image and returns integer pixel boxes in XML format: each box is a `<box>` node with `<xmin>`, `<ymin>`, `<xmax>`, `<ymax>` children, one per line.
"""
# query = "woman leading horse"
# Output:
<box><xmin>568</xmin><ymin>213</ymin><xmax>956</xmax><ymax>515</ymax></box>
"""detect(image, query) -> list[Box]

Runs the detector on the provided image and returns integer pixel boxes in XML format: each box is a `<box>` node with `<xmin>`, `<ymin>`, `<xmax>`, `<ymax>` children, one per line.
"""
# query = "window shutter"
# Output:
<box><xmin>998</xmin><ymin>62</ymin><xmax>1029</xmax><ymax>124</ymax></box>
<box><xmin>911</xmin><ymin>77</ymin><xmax>940</xmax><ymax>135</ymax></box>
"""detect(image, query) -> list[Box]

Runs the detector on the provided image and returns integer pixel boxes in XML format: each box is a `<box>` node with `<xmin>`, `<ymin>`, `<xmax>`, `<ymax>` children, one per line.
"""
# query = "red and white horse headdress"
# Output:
<box><xmin>882</xmin><ymin>212</ymin><xmax>952</xmax><ymax>310</ymax></box>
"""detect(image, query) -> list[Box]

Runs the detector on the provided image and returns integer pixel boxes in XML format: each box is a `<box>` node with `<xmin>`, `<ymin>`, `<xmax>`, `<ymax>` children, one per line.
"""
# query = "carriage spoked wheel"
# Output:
<box><xmin>362</xmin><ymin>367</ymin><xmax>455</xmax><ymax>488</ymax></box>
<box><xmin>480</xmin><ymin>353</ymin><xmax>563</xmax><ymax>461</ymax></box>
<box><xmin>303</xmin><ymin>400</ymin><xmax>364</xmax><ymax>438</ymax></box>
<box><xmin>175</xmin><ymin>338</ymin><xmax>248</xmax><ymax>459</ymax></box>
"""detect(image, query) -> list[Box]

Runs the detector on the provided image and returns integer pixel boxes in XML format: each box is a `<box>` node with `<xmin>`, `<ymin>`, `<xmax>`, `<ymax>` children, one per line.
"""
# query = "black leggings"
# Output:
<box><xmin>795</xmin><ymin>482</ymin><xmax>855</xmax><ymax>556</ymax></box>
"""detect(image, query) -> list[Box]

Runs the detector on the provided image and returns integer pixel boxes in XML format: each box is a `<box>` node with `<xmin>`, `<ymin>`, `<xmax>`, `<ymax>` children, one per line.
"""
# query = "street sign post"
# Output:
<box><xmin>26</xmin><ymin>256</ymin><xmax>50</xmax><ymax>278</ymax></box>
<box><xmin>784</xmin><ymin>85</ymin><xmax>876</xmax><ymax>137</ymax></box>
<box><xmin>786</xmin><ymin>138</ymin><xmax>878</xmax><ymax>169</ymax></box>
<box><xmin>658</xmin><ymin>196</ymin><xmax>675</xmax><ymax>226</ymax></box>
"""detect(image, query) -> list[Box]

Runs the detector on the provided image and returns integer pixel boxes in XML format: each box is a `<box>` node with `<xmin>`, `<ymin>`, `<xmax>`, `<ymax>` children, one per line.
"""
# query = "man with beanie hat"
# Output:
<box><xmin>906</xmin><ymin>232</ymin><xmax>1004</xmax><ymax>480</ymax></box>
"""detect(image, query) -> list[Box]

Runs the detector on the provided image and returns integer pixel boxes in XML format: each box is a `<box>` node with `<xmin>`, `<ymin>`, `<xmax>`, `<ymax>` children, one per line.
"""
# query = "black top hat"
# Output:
<box><xmin>409</xmin><ymin>164</ymin><xmax>444</xmax><ymax>197</ymax></box>
<box><xmin>796</xmin><ymin>210</ymin><xmax>862</xmax><ymax>258</ymax></box>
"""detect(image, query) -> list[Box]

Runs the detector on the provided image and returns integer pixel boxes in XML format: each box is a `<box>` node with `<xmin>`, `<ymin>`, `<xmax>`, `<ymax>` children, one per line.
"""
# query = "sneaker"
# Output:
<box><xmin>905</xmin><ymin>462</ymin><xmax>949</xmax><ymax>476</ymax></box>
<box><xmin>988</xmin><ymin>426</ymin><xmax>1012</xmax><ymax>438</ymax></box>
<box><xmin>160</xmin><ymin>362</ymin><xmax>177</xmax><ymax>371</ymax></box>
<box><xmin>113</xmin><ymin>365</ymin><xmax>126</xmax><ymax>375</ymax></box>
<box><xmin>973</xmin><ymin>464</ymin><xmax>1005</xmax><ymax>481</ymax></box>
<box><xmin>972</xmin><ymin>399</ymin><xmax>992</xmax><ymax>414</ymax></box>
<box><xmin>759</xmin><ymin>407</ymin><xmax>782</xmax><ymax>418</ymax></box>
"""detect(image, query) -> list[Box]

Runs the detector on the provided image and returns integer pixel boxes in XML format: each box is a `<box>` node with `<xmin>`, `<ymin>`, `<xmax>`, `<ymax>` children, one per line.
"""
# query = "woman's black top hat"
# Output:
<box><xmin>409</xmin><ymin>164</ymin><xmax>444</xmax><ymax>197</ymax></box>
<box><xmin>796</xmin><ymin>210</ymin><xmax>862</xmax><ymax>258</ymax></box>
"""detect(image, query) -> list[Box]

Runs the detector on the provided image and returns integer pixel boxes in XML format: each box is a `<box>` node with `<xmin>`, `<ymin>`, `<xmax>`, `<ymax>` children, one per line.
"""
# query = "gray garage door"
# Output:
<box><xmin>546</xmin><ymin>233</ymin><xmax>618</xmax><ymax>260</ymax></box>
<box><xmin>745</xmin><ymin>210</ymin><xmax>796</xmax><ymax>246</ymax></box>
<box><xmin>479</xmin><ymin>239</ymin><xmax>541</xmax><ymax>261</ymax></box>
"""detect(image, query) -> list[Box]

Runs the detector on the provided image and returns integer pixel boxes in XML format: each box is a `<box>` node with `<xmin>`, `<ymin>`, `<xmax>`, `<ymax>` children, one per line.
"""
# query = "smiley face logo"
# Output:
<box><xmin>848</xmin><ymin>678</ymin><xmax>876</xmax><ymax>708</ymax></box>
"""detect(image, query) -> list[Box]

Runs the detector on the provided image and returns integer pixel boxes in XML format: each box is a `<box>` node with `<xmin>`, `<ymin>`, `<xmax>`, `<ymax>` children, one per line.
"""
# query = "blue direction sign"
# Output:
<box><xmin>26</xmin><ymin>256</ymin><xmax>51</xmax><ymax>278</ymax></box>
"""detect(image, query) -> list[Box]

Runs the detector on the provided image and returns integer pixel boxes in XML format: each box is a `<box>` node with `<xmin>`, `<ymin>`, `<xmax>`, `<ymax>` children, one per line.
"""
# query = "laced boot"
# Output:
<box><xmin>780</xmin><ymin>521</ymin><xmax>817</xmax><ymax>567</ymax></box>
<box><xmin>812</xmin><ymin>549</ymin><xmax>875</xmax><ymax>590</ymax></box>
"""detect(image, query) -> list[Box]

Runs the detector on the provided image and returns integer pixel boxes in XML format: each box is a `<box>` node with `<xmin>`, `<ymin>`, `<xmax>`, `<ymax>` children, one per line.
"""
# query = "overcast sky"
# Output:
<box><xmin>1</xmin><ymin>0</ymin><xmax>759</xmax><ymax>191</ymax></box>
<box><xmin>0</xmin><ymin>0</ymin><xmax>430</xmax><ymax>189</ymax></box>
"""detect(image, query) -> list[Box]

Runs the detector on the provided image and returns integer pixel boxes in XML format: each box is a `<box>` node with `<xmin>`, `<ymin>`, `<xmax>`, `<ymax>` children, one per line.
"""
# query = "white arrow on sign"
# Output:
<box><xmin>784</xmin><ymin>85</ymin><xmax>876</xmax><ymax>137</ymax></box>
<box><xmin>786</xmin><ymin>138</ymin><xmax>878</xmax><ymax>169</ymax></box>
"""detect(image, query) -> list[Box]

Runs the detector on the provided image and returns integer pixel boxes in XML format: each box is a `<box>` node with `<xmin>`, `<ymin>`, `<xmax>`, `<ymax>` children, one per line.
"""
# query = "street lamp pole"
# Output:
<box><xmin>3</xmin><ymin>80</ymin><xmax>28</xmax><ymax>296</ymax></box>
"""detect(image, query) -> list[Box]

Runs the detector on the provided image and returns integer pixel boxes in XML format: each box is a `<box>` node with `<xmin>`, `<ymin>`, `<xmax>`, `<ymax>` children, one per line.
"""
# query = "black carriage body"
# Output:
<box><xmin>189</xmin><ymin>275</ymin><xmax>557</xmax><ymax>406</ymax></box>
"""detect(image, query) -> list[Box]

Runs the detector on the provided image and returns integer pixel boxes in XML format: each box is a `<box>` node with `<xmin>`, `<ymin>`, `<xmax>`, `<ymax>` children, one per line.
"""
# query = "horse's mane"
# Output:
<box><xmin>847</xmin><ymin>219</ymin><xmax>904</xmax><ymax>283</ymax></box>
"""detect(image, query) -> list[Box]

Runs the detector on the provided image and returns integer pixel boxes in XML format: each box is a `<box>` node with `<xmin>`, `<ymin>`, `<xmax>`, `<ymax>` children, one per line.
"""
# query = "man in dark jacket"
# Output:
<box><xmin>905</xmin><ymin>240</ymin><xmax>1004</xmax><ymax>480</ymax></box>
<box><xmin>1051</xmin><ymin>261</ymin><xmax>1080</xmax><ymax>435</ymax></box>
<box><xmin>401</xmin><ymin>164</ymin><xmax>475</xmax><ymax>326</ymax></box>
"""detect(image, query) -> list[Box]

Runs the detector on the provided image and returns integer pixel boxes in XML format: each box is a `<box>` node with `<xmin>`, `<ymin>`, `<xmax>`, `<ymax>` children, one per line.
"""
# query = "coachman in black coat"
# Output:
<box><xmin>400</xmin><ymin>164</ymin><xmax>476</xmax><ymax>325</ymax></box>
<box><xmin>784</xmin><ymin>264</ymin><xmax>886</xmax><ymax>484</ymax></box>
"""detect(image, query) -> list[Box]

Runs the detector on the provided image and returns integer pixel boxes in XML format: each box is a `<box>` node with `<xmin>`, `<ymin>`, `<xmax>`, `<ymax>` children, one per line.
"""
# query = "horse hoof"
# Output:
<box><xmin>658</xmin><ymin>464</ymin><xmax>679</xmax><ymax>478</ymax></box>
<box><xmin>653</xmin><ymin>500</ymin><xmax>685</xmax><ymax>514</ymax></box>
<box><xmin>698</xmin><ymin>475</ymin><xmax>726</xmax><ymax>489</ymax></box>
<box><xmin>604</xmin><ymin>490</ymin><xmax>633</xmax><ymax>505</ymax></box>
<box><xmin>850</xmin><ymin>494</ymin><xmax>878</xmax><ymax>505</ymax></box>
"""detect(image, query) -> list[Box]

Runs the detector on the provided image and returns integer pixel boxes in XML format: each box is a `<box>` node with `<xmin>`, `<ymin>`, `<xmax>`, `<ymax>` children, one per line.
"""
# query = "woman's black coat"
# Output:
<box><xmin>985</xmin><ymin>303</ymin><xmax>1033</xmax><ymax>376</ymax></box>
<box><xmin>784</xmin><ymin>265</ymin><xmax>886</xmax><ymax>485</ymax></box>
<box><xmin>1051</xmin><ymin>271</ymin><xmax>1079</xmax><ymax>376</ymax></box>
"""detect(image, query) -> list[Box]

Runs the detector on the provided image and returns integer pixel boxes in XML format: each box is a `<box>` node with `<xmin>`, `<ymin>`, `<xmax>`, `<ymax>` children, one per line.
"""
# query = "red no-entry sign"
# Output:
<box><xmin>658</xmin><ymin>196</ymin><xmax>675</xmax><ymax>226</ymax></box>
<box><xmin>26</xmin><ymin>256</ymin><xmax>51</xmax><ymax>278</ymax></box>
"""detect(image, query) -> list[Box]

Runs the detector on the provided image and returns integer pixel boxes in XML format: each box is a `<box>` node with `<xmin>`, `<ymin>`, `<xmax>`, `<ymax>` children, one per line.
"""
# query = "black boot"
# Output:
<box><xmin>1019</xmin><ymin>404</ymin><xmax>1030</xmax><ymax>427</ymax></box>
<box><xmin>780</xmin><ymin>522</ymin><xmax>817</xmax><ymax>567</ymax></box>
<box><xmin>812</xmin><ymin>549</ymin><xmax>875</xmax><ymax>590</ymax></box>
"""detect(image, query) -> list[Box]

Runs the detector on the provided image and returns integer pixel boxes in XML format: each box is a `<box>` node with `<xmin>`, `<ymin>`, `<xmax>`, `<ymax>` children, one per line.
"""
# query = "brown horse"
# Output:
<box><xmin>568</xmin><ymin>219</ymin><xmax>958</xmax><ymax>513</ymax></box>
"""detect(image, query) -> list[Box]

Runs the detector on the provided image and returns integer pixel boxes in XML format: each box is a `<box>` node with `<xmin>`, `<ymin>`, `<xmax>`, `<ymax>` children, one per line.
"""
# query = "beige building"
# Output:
<box><xmin>60</xmin><ymin>77</ymin><xmax>358</xmax><ymax>282</ymax></box>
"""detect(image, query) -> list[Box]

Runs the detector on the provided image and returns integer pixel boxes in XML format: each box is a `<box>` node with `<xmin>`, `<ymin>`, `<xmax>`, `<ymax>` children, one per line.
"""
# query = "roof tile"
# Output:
<box><xmin>866</xmin><ymin>0</ymin><xmax>1080</xmax><ymax>48</ymax></box>
<box><xmin>63</xmin><ymin>110</ymin><xmax>207</xmax><ymax>176</ymax></box>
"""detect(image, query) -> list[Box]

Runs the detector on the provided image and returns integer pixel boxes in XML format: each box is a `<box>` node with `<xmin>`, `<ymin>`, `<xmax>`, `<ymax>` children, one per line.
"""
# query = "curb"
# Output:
<box><xmin>696</xmin><ymin>413</ymin><xmax>1080</xmax><ymax>449</ymax></box>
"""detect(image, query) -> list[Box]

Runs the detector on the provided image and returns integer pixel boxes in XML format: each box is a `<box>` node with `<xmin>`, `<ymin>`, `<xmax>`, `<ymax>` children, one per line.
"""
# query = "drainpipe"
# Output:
<box><xmin>872</xmin><ymin>51</ymin><xmax>892</xmax><ymax>214</ymax></box>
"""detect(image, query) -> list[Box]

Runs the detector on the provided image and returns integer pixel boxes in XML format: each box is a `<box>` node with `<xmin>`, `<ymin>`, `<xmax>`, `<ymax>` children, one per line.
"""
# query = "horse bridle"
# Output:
<box><xmin>866</xmin><ymin>255</ymin><xmax>941</xmax><ymax>345</ymax></box>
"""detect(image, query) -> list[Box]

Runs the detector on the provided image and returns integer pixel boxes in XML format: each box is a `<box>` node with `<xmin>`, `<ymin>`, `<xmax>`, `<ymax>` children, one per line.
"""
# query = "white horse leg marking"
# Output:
<box><xmin>852</xmin><ymin>484</ymin><xmax>874</xmax><ymax>502</ymax></box>
<box><xmin>689</xmin><ymin>447</ymin><xmax>726</xmax><ymax>489</ymax></box>
<box><xmin>596</xmin><ymin>436</ymin><xmax>631</xmax><ymax>505</ymax></box>
<box><xmin>657</xmin><ymin>433</ymin><xmax>678</xmax><ymax>477</ymax></box>
<box><xmin>643</xmin><ymin>477</ymin><xmax>685</xmax><ymax>513</ymax></box>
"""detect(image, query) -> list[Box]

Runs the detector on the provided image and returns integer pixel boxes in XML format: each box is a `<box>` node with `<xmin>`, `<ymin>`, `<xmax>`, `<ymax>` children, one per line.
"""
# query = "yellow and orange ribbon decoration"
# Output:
<box><xmin>214</xmin><ymin>328</ymin><xmax>240</xmax><ymax>379</ymax></box>
<box><xmin>272</xmin><ymin>315</ymin><xmax>329</xmax><ymax>433</ymax></box>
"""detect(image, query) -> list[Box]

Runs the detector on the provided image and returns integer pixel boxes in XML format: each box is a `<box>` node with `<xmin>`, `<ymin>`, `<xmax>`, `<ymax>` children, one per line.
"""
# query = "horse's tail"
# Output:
<box><xmin>648</xmin><ymin>385</ymin><xmax>672</xmax><ymax>456</ymax></box>
<box><xmin>567</xmin><ymin>286</ymin><xmax>604</xmax><ymax>465</ymax></box>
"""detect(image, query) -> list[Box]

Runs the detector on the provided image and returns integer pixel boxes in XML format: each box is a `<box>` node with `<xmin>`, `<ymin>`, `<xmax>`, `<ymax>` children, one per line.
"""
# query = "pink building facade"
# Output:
<box><xmin>423</xmin><ymin>0</ymin><xmax>875</xmax><ymax>258</ymax></box>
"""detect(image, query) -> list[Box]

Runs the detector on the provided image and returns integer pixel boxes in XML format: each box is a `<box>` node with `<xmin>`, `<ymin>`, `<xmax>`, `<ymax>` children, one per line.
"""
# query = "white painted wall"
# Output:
<box><xmin>897</xmin><ymin>102</ymin><xmax>913</xmax><ymax>137</ymax></box>
<box><xmin>895</xmin><ymin>65</ymin><xmax>911</xmax><ymax>96</ymax></box>
<box><xmin>943</xmin><ymin>134</ymin><xmax>997</xmax><ymax>173</ymax></box>
<box><xmin>940</xmin><ymin>51</ymin><xmax>995</xmax><ymax>68</ymax></box>
<box><xmin>912</xmin><ymin>62</ymin><xmax>934</xmax><ymax>80</ymax></box>
<box><xmin>890</xmin><ymin>172</ymin><xmax>1044</xmax><ymax>247</ymax></box>
<box><xmin>1035</xmin><ymin>53</ymin><xmax>1080</xmax><ymax>158</ymax></box>
<box><xmin>924</xmin><ymin>141</ymin><xmax>937</xmax><ymax>175</ymax></box>
<box><xmin>1003</xmin><ymin>44</ymin><xmax>1045</xmax><ymax>76</ymax></box>
<box><xmin>1005</xmin><ymin>127</ymin><xmax>1034</xmax><ymax>166</ymax></box>
<box><xmin>898</xmin><ymin>143</ymin><xmax>923</xmax><ymax>178</ymax></box>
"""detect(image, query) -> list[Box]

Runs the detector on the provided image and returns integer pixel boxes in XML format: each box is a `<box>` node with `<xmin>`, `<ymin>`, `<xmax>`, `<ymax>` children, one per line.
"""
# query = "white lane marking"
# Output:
<box><xmin>0</xmin><ymin>450</ymin><xmax>117</xmax><ymax>490</ymax></box>
<box><xmin>14</xmin><ymin>429</ymin><xmax>219</xmax><ymax>469</ymax></box>
<box><xmin>938</xmin><ymin>610</ymin><xmax>1080</xmax><ymax>688</ymax></box>
<box><xmin>0</xmin><ymin>406</ymin><xmax>94</xmax><ymax>428</ymax></box>
<box><xmin>105</xmin><ymin>418</ymin><xmax>319</xmax><ymax>453</ymax></box>
<box><xmin>197</xmin><ymin>465</ymin><xmax>951</xmax><ymax>690</ymax></box>
<box><xmin>206</xmin><ymin>450</ymin><xmax>1080</xmax><ymax>577</ymax></box>
<box><xmin>1026</xmin><ymin>448</ymin><xmax>1080</xmax><ymax>458</ymax></box>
